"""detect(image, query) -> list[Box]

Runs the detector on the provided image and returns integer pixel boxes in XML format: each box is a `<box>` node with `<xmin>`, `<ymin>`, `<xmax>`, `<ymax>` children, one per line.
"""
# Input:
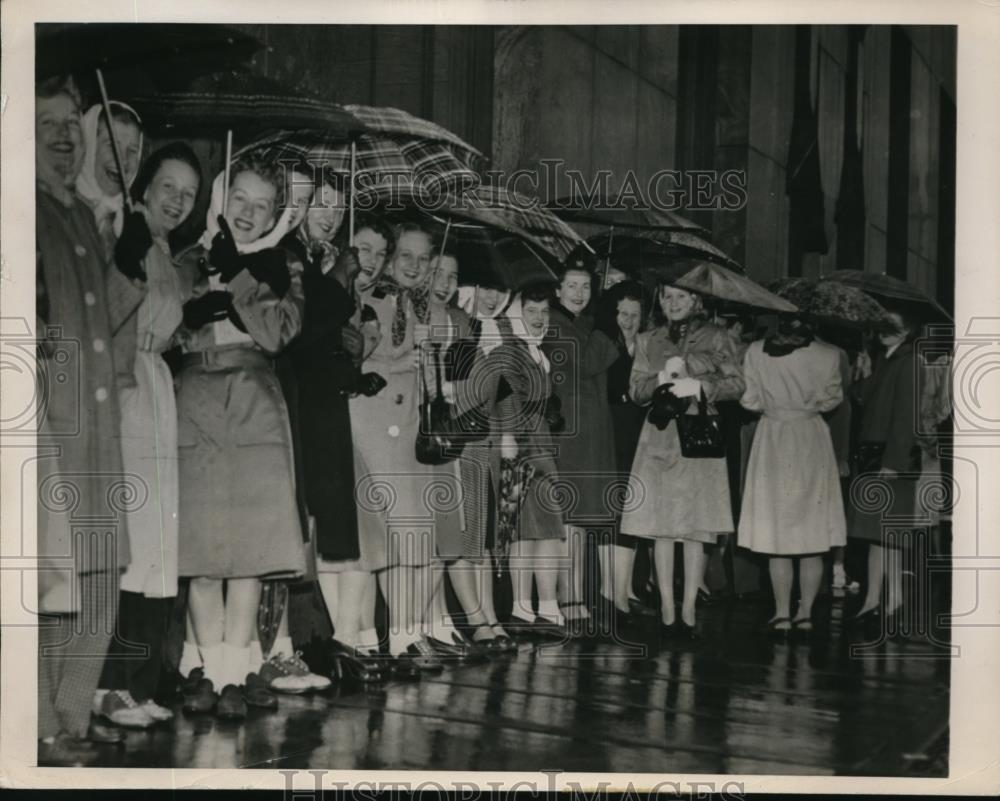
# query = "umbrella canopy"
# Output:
<box><xmin>463</xmin><ymin>185</ymin><xmax>587</xmax><ymax>260</ymax></box>
<box><xmin>36</xmin><ymin>23</ymin><xmax>263</xmax><ymax>86</ymax></box>
<box><xmin>236</xmin><ymin>104</ymin><xmax>482</xmax><ymax>186</ymax></box>
<box><xmin>547</xmin><ymin>194</ymin><xmax>705</xmax><ymax>232</ymax></box>
<box><xmin>771</xmin><ymin>277</ymin><xmax>892</xmax><ymax>330</ymax></box>
<box><xmin>128</xmin><ymin>71</ymin><xmax>367</xmax><ymax>139</ymax></box>
<box><xmin>822</xmin><ymin>270</ymin><xmax>952</xmax><ymax>322</ymax></box>
<box><xmin>587</xmin><ymin>229</ymin><xmax>741</xmax><ymax>273</ymax></box>
<box><xmin>361</xmin><ymin>183</ymin><xmax>558</xmax><ymax>290</ymax></box>
<box><xmin>644</xmin><ymin>260</ymin><xmax>797</xmax><ymax>313</ymax></box>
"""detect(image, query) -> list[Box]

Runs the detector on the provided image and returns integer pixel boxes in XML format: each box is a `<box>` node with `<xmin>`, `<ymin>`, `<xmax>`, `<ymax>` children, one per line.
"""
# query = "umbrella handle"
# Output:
<box><xmin>222</xmin><ymin>129</ymin><xmax>233</xmax><ymax>219</ymax></box>
<box><xmin>348</xmin><ymin>139</ymin><xmax>357</xmax><ymax>247</ymax></box>
<box><xmin>95</xmin><ymin>68</ymin><xmax>134</xmax><ymax>214</ymax></box>
<box><xmin>602</xmin><ymin>225</ymin><xmax>615</xmax><ymax>289</ymax></box>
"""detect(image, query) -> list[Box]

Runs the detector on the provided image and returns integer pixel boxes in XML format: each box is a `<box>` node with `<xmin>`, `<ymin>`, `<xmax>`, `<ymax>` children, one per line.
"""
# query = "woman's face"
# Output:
<box><xmin>428</xmin><ymin>255</ymin><xmax>459</xmax><ymax>309</ymax></box>
<box><xmin>225</xmin><ymin>170</ymin><xmax>278</xmax><ymax>245</ymax></box>
<box><xmin>142</xmin><ymin>158</ymin><xmax>199</xmax><ymax>238</ymax></box>
<box><xmin>392</xmin><ymin>230</ymin><xmax>434</xmax><ymax>288</ymax></box>
<box><xmin>616</xmin><ymin>297</ymin><xmax>642</xmax><ymax>339</ymax></box>
<box><xmin>521</xmin><ymin>297</ymin><xmax>550</xmax><ymax>338</ymax></box>
<box><xmin>304</xmin><ymin>182</ymin><xmax>344</xmax><ymax>243</ymax></box>
<box><xmin>285</xmin><ymin>171</ymin><xmax>315</xmax><ymax>231</ymax></box>
<box><xmin>659</xmin><ymin>285</ymin><xmax>697</xmax><ymax>322</ymax></box>
<box><xmin>35</xmin><ymin>93</ymin><xmax>84</xmax><ymax>187</ymax></box>
<box><xmin>879</xmin><ymin>311</ymin><xmax>909</xmax><ymax>349</ymax></box>
<box><xmin>94</xmin><ymin>116</ymin><xmax>142</xmax><ymax>197</ymax></box>
<box><xmin>354</xmin><ymin>227</ymin><xmax>389</xmax><ymax>289</ymax></box>
<box><xmin>476</xmin><ymin>286</ymin><xmax>503</xmax><ymax>318</ymax></box>
<box><xmin>557</xmin><ymin>269</ymin><xmax>592</xmax><ymax>316</ymax></box>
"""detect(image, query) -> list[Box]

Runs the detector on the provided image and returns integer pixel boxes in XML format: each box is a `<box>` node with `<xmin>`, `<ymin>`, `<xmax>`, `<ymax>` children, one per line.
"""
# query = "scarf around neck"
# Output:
<box><xmin>504</xmin><ymin>295</ymin><xmax>550</xmax><ymax>373</ymax></box>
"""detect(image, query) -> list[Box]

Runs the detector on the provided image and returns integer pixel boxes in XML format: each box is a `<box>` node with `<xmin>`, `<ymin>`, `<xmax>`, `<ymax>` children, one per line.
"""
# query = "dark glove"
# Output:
<box><xmin>333</xmin><ymin>246</ymin><xmax>361</xmax><ymax>283</ymax></box>
<box><xmin>114</xmin><ymin>211</ymin><xmax>153</xmax><ymax>282</ymax></box>
<box><xmin>357</xmin><ymin>372</ymin><xmax>387</xmax><ymax>397</ymax></box>
<box><xmin>243</xmin><ymin>249</ymin><xmax>291</xmax><ymax>298</ymax></box>
<box><xmin>182</xmin><ymin>290</ymin><xmax>232</xmax><ymax>330</ymax></box>
<box><xmin>544</xmin><ymin>393</ymin><xmax>565</xmax><ymax>433</ymax></box>
<box><xmin>208</xmin><ymin>215</ymin><xmax>241</xmax><ymax>282</ymax></box>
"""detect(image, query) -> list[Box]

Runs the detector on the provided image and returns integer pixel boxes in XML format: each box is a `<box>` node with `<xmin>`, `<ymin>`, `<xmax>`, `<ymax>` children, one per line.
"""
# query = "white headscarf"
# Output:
<box><xmin>75</xmin><ymin>102</ymin><xmax>143</xmax><ymax>238</ymax></box>
<box><xmin>457</xmin><ymin>284</ymin><xmax>511</xmax><ymax>355</ymax></box>
<box><xmin>503</xmin><ymin>293</ymin><xmax>550</xmax><ymax>373</ymax></box>
<box><xmin>197</xmin><ymin>170</ymin><xmax>296</xmax><ymax>254</ymax></box>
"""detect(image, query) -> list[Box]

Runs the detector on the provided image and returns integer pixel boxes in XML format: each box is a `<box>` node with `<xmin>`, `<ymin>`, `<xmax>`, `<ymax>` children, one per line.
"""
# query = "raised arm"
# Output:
<box><xmin>227</xmin><ymin>253</ymin><xmax>304</xmax><ymax>355</ymax></box>
<box><xmin>629</xmin><ymin>332</ymin><xmax>660</xmax><ymax>406</ymax></box>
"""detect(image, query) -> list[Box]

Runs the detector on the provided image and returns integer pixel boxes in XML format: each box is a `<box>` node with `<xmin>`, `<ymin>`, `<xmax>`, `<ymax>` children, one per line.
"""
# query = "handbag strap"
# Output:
<box><xmin>431</xmin><ymin>342</ymin><xmax>443</xmax><ymax>399</ymax></box>
<box><xmin>696</xmin><ymin>388</ymin><xmax>709</xmax><ymax>417</ymax></box>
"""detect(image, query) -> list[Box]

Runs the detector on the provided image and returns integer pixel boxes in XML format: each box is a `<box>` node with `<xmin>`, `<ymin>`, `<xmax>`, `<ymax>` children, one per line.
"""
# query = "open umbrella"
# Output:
<box><xmin>644</xmin><ymin>259</ymin><xmax>797</xmax><ymax>313</ymax></box>
<box><xmin>360</xmin><ymin>183</ymin><xmax>558</xmax><ymax>290</ymax></box>
<box><xmin>36</xmin><ymin>22</ymin><xmax>263</xmax><ymax>86</ymax></box>
<box><xmin>587</xmin><ymin>229</ymin><xmax>741</xmax><ymax>272</ymax></box>
<box><xmin>462</xmin><ymin>185</ymin><xmax>588</xmax><ymax>261</ymax></box>
<box><xmin>822</xmin><ymin>270</ymin><xmax>952</xmax><ymax>322</ymax></box>
<box><xmin>547</xmin><ymin>194</ymin><xmax>705</xmax><ymax>232</ymax></box>
<box><xmin>771</xmin><ymin>277</ymin><xmax>891</xmax><ymax>330</ymax></box>
<box><xmin>129</xmin><ymin>71</ymin><xmax>367</xmax><ymax>217</ymax></box>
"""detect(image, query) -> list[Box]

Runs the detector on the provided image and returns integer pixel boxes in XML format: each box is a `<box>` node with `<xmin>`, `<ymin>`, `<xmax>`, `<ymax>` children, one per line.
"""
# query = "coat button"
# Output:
<box><xmin>388</xmin><ymin>425</ymin><xmax>400</xmax><ymax>438</ymax></box>
<box><xmin>84</xmin><ymin>291</ymin><xmax>96</xmax><ymax>306</ymax></box>
<box><xmin>95</xmin><ymin>387</ymin><xmax>108</xmax><ymax>402</ymax></box>
<box><xmin>92</xmin><ymin>338</ymin><xmax>105</xmax><ymax>353</ymax></box>
<box><xmin>74</xmin><ymin>245</ymin><xmax>87</xmax><ymax>258</ymax></box>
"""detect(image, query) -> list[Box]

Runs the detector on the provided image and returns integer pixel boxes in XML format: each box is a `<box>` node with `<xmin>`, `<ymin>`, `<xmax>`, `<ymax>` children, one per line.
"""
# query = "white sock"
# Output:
<box><xmin>511</xmin><ymin>599</ymin><xmax>535</xmax><ymax>621</ymax></box>
<box><xmin>248</xmin><ymin>640</ymin><xmax>264</xmax><ymax>673</ymax></box>
<box><xmin>271</xmin><ymin>636</ymin><xmax>294</xmax><ymax>660</ymax></box>
<box><xmin>179</xmin><ymin>640</ymin><xmax>203</xmax><ymax>677</ymax></box>
<box><xmin>221</xmin><ymin>643</ymin><xmax>250</xmax><ymax>688</ymax></box>
<box><xmin>537</xmin><ymin>600</ymin><xmax>564</xmax><ymax>624</ymax></box>
<box><xmin>356</xmin><ymin>627</ymin><xmax>380</xmax><ymax>654</ymax></box>
<box><xmin>388</xmin><ymin>629</ymin><xmax>420</xmax><ymax>657</ymax></box>
<box><xmin>200</xmin><ymin>644</ymin><xmax>225</xmax><ymax>689</ymax></box>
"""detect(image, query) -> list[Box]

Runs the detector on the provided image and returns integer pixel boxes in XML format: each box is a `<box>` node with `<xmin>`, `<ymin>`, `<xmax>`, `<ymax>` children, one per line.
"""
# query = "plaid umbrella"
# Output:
<box><xmin>464</xmin><ymin>185</ymin><xmax>587</xmax><ymax>260</ymax></box>
<box><xmin>644</xmin><ymin>259</ymin><xmax>797</xmax><ymax>313</ymax></box>
<box><xmin>360</xmin><ymin>183</ymin><xmax>558</xmax><ymax>290</ymax></box>
<box><xmin>235</xmin><ymin>104</ymin><xmax>482</xmax><ymax>185</ymax></box>
<box><xmin>822</xmin><ymin>270</ymin><xmax>952</xmax><ymax>322</ymax></box>
<box><xmin>771</xmin><ymin>277</ymin><xmax>891</xmax><ymax>330</ymax></box>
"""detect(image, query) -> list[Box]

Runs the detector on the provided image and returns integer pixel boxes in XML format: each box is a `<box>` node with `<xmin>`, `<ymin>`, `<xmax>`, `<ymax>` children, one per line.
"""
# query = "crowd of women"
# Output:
<box><xmin>34</xmin><ymin>74</ymin><xmax>952</xmax><ymax>757</ymax></box>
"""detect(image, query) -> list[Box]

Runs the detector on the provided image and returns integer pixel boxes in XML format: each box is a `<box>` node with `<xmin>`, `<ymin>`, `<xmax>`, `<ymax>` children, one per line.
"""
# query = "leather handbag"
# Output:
<box><xmin>676</xmin><ymin>389</ymin><xmax>725</xmax><ymax>459</ymax></box>
<box><xmin>415</xmin><ymin>344</ymin><xmax>489</xmax><ymax>466</ymax></box>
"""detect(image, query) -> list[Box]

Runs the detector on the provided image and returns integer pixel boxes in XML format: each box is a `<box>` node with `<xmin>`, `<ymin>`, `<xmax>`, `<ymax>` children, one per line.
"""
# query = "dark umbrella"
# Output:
<box><xmin>361</xmin><ymin>183</ymin><xmax>558</xmax><ymax>290</ymax></box>
<box><xmin>36</xmin><ymin>22</ymin><xmax>263</xmax><ymax>85</ymax></box>
<box><xmin>547</xmin><ymin>194</ymin><xmax>705</xmax><ymax>232</ymax></box>
<box><xmin>771</xmin><ymin>277</ymin><xmax>891</xmax><ymax>330</ymax></box>
<box><xmin>822</xmin><ymin>270</ymin><xmax>952</xmax><ymax>322</ymax></box>
<box><xmin>643</xmin><ymin>259</ymin><xmax>797</xmax><ymax>313</ymax></box>
<box><xmin>129</xmin><ymin>71</ymin><xmax>367</xmax><ymax>217</ymax></box>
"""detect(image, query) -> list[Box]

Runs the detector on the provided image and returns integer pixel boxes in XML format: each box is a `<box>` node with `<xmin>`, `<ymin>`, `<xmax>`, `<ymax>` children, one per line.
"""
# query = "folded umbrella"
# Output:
<box><xmin>771</xmin><ymin>277</ymin><xmax>891</xmax><ymax>330</ymax></box>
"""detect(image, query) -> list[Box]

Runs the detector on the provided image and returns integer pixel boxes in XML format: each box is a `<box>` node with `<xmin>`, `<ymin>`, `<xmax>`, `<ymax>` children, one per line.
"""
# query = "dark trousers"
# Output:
<box><xmin>98</xmin><ymin>590</ymin><xmax>170</xmax><ymax>703</ymax></box>
<box><xmin>38</xmin><ymin>569</ymin><xmax>117</xmax><ymax>739</ymax></box>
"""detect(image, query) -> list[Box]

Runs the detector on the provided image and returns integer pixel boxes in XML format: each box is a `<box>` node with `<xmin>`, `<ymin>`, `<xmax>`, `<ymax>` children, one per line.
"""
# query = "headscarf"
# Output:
<box><xmin>296</xmin><ymin>224</ymin><xmax>339</xmax><ymax>275</ymax></box>
<box><xmin>503</xmin><ymin>294</ymin><xmax>550</xmax><ymax>373</ymax></box>
<box><xmin>372</xmin><ymin>272</ymin><xmax>432</xmax><ymax>348</ymax></box>
<box><xmin>197</xmin><ymin>171</ymin><xmax>296</xmax><ymax>255</ymax></box>
<box><xmin>457</xmin><ymin>284</ymin><xmax>510</xmax><ymax>354</ymax></box>
<box><xmin>75</xmin><ymin>102</ymin><xmax>143</xmax><ymax>238</ymax></box>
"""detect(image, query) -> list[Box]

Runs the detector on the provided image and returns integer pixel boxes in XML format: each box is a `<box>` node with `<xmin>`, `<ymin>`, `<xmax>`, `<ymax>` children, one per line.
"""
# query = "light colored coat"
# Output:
<box><xmin>737</xmin><ymin>339</ymin><xmax>847</xmax><ymax>555</ymax></box>
<box><xmin>620</xmin><ymin>318</ymin><xmax>744</xmax><ymax>542</ymax></box>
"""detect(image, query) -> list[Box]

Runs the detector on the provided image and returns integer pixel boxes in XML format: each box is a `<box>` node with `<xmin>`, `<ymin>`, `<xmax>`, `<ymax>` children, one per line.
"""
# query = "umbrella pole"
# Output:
<box><xmin>348</xmin><ymin>139</ymin><xmax>357</xmax><ymax>247</ymax></box>
<box><xmin>222</xmin><ymin>129</ymin><xmax>233</xmax><ymax>219</ymax></box>
<box><xmin>94</xmin><ymin>68</ymin><xmax>133</xmax><ymax>214</ymax></box>
<box><xmin>603</xmin><ymin>225</ymin><xmax>615</xmax><ymax>289</ymax></box>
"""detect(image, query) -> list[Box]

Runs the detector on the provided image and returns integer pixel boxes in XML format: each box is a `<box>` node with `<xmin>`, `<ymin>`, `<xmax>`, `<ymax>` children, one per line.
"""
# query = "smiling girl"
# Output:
<box><xmin>173</xmin><ymin>153</ymin><xmax>306</xmax><ymax>720</ymax></box>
